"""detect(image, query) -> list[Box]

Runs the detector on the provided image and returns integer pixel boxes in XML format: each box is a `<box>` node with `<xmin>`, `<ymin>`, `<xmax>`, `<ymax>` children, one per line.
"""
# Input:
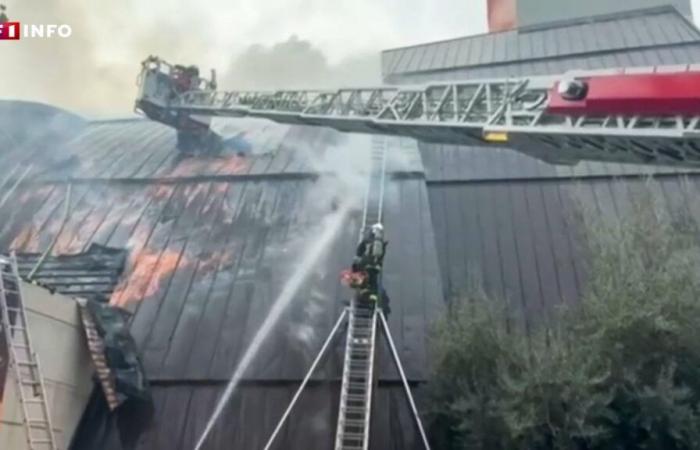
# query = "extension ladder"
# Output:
<box><xmin>334</xmin><ymin>300</ymin><xmax>378</xmax><ymax>450</ymax></box>
<box><xmin>0</xmin><ymin>253</ymin><xmax>58</xmax><ymax>450</ymax></box>
<box><xmin>360</xmin><ymin>136</ymin><xmax>388</xmax><ymax>234</ymax></box>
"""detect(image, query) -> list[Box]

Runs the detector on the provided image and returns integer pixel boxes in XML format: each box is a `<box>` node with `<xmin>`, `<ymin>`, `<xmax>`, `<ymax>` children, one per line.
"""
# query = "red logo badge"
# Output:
<box><xmin>0</xmin><ymin>22</ymin><xmax>20</xmax><ymax>40</ymax></box>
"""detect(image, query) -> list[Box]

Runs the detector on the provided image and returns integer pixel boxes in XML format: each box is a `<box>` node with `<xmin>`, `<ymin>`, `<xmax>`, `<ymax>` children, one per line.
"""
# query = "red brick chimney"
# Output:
<box><xmin>488</xmin><ymin>0</ymin><xmax>517</xmax><ymax>32</ymax></box>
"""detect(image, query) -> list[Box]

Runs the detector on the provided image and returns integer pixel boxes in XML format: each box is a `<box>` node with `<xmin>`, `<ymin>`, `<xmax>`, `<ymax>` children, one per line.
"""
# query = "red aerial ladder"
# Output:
<box><xmin>135</xmin><ymin>57</ymin><xmax>700</xmax><ymax>450</ymax></box>
<box><xmin>136</xmin><ymin>56</ymin><xmax>700</xmax><ymax>166</ymax></box>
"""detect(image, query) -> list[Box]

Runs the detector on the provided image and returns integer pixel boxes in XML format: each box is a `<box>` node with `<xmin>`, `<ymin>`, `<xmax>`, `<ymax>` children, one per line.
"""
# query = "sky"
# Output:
<box><xmin>0</xmin><ymin>0</ymin><xmax>488</xmax><ymax>115</ymax></box>
<box><xmin>0</xmin><ymin>0</ymin><xmax>698</xmax><ymax>115</ymax></box>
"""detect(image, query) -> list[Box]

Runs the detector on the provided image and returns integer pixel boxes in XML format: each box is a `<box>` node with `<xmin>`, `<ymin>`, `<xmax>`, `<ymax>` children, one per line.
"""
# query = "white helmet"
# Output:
<box><xmin>371</xmin><ymin>223</ymin><xmax>384</xmax><ymax>236</ymax></box>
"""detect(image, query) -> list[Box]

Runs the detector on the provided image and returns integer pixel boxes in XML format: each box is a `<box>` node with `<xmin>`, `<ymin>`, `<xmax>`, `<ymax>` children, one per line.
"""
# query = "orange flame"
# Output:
<box><xmin>151</xmin><ymin>184</ymin><xmax>175</xmax><ymax>201</ymax></box>
<box><xmin>198</xmin><ymin>247</ymin><xmax>237</xmax><ymax>273</ymax></box>
<box><xmin>216</xmin><ymin>155</ymin><xmax>249</xmax><ymax>175</ymax></box>
<box><xmin>111</xmin><ymin>248</ymin><xmax>189</xmax><ymax>307</ymax></box>
<box><xmin>169</xmin><ymin>158</ymin><xmax>213</xmax><ymax>178</ymax></box>
<box><xmin>10</xmin><ymin>227</ymin><xmax>37</xmax><ymax>252</ymax></box>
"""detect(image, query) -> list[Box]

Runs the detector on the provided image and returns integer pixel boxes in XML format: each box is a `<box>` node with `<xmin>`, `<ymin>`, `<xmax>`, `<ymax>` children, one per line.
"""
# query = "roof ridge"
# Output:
<box><xmin>88</xmin><ymin>117</ymin><xmax>146</xmax><ymax>125</ymax></box>
<box><xmin>387</xmin><ymin>40</ymin><xmax>700</xmax><ymax>77</ymax></box>
<box><xmin>381</xmin><ymin>5</ymin><xmax>695</xmax><ymax>55</ymax></box>
<box><xmin>518</xmin><ymin>5</ymin><xmax>692</xmax><ymax>33</ymax></box>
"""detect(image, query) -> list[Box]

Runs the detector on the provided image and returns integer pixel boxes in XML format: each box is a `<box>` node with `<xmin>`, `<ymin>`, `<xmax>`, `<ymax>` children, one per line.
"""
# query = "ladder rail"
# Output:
<box><xmin>361</xmin><ymin>309</ymin><xmax>378</xmax><ymax>450</ymax></box>
<box><xmin>333</xmin><ymin>302</ymin><xmax>378</xmax><ymax>450</ymax></box>
<box><xmin>360</xmin><ymin>137</ymin><xmax>388</xmax><ymax>237</ymax></box>
<box><xmin>0</xmin><ymin>253</ymin><xmax>58</xmax><ymax>450</ymax></box>
<box><xmin>378</xmin><ymin>310</ymin><xmax>431</xmax><ymax>450</ymax></box>
<box><xmin>376</xmin><ymin>138</ymin><xmax>388</xmax><ymax>226</ymax></box>
<box><xmin>334</xmin><ymin>134</ymin><xmax>387</xmax><ymax>449</ymax></box>
<box><xmin>334</xmin><ymin>305</ymin><xmax>357</xmax><ymax>449</ymax></box>
<box><xmin>262</xmin><ymin>309</ymin><xmax>348</xmax><ymax>450</ymax></box>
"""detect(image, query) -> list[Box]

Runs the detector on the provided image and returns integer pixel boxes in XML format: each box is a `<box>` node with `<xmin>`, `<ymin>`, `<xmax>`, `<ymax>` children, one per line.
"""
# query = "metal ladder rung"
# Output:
<box><xmin>16</xmin><ymin>360</ymin><xmax>38</xmax><ymax>367</ymax></box>
<box><xmin>342</xmin><ymin>433</ymin><xmax>365</xmax><ymax>440</ymax></box>
<box><xmin>344</xmin><ymin>406</ymin><xmax>366</xmax><ymax>414</ymax></box>
<box><xmin>344</xmin><ymin>392</ymin><xmax>368</xmax><ymax>400</ymax></box>
<box><xmin>351</xmin><ymin>328</ymin><xmax>371</xmax><ymax>336</ymax></box>
<box><xmin>343</xmin><ymin>419</ymin><xmax>366</xmax><ymax>427</ymax></box>
<box><xmin>0</xmin><ymin>253</ymin><xmax>58</xmax><ymax>450</ymax></box>
<box><xmin>349</xmin><ymin>347</ymin><xmax>370</xmax><ymax>355</ymax></box>
<box><xmin>335</xmin><ymin>305</ymin><xmax>378</xmax><ymax>450</ymax></box>
<box><xmin>28</xmin><ymin>420</ymin><xmax>49</xmax><ymax>426</ymax></box>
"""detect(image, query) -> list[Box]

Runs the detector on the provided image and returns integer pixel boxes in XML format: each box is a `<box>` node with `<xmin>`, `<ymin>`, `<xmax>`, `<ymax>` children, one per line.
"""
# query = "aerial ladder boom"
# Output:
<box><xmin>136</xmin><ymin>56</ymin><xmax>700</xmax><ymax>167</ymax></box>
<box><xmin>135</xmin><ymin>56</ymin><xmax>700</xmax><ymax>449</ymax></box>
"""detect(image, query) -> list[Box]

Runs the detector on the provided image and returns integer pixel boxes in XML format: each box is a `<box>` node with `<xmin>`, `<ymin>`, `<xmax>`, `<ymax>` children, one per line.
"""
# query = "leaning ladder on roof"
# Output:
<box><xmin>360</xmin><ymin>136</ymin><xmax>388</xmax><ymax>234</ymax></box>
<box><xmin>0</xmin><ymin>253</ymin><xmax>58</xmax><ymax>450</ymax></box>
<box><xmin>260</xmin><ymin>305</ymin><xmax>431</xmax><ymax>450</ymax></box>
<box><xmin>333</xmin><ymin>300</ymin><xmax>378</xmax><ymax>450</ymax></box>
<box><xmin>333</xmin><ymin>136</ymin><xmax>387</xmax><ymax>450</ymax></box>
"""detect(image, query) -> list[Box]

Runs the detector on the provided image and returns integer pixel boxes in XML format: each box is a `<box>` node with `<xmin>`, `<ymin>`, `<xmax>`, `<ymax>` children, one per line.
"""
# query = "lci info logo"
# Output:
<box><xmin>0</xmin><ymin>22</ymin><xmax>72</xmax><ymax>40</ymax></box>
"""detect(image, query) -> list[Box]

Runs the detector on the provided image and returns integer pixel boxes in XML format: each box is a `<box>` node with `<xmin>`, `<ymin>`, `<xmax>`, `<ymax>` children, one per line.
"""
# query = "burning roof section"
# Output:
<box><xmin>14</xmin><ymin>244</ymin><xmax>126</xmax><ymax>301</ymax></box>
<box><xmin>0</xmin><ymin>101</ymin><xmax>443</xmax><ymax>449</ymax></box>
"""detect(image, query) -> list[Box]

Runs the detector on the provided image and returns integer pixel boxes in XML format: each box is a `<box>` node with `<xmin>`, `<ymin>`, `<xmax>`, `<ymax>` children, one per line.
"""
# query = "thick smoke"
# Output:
<box><xmin>223</xmin><ymin>35</ymin><xmax>381</xmax><ymax>90</ymax></box>
<box><xmin>0</xmin><ymin>1</ymin><xmax>131</xmax><ymax>115</ymax></box>
<box><xmin>0</xmin><ymin>1</ymin><xmax>381</xmax><ymax>116</ymax></box>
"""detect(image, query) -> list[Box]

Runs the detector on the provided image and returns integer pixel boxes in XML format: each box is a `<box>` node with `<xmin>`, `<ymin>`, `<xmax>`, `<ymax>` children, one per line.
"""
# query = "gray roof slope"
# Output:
<box><xmin>2</xmin><ymin>118</ymin><xmax>423</xmax><ymax>183</ymax></box>
<box><xmin>0</xmin><ymin>118</ymin><xmax>442</xmax><ymax>383</ymax></box>
<box><xmin>398</xmin><ymin>7</ymin><xmax>700</xmax><ymax>182</ymax></box>
<box><xmin>15</xmin><ymin>244</ymin><xmax>126</xmax><ymax>300</ymax></box>
<box><xmin>0</xmin><ymin>103</ymin><xmax>443</xmax><ymax>449</ymax></box>
<box><xmin>428</xmin><ymin>173</ymin><xmax>700</xmax><ymax>334</ymax></box>
<box><xmin>420</xmin><ymin>144</ymin><xmax>700</xmax><ymax>183</ymax></box>
<box><xmin>382</xmin><ymin>6</ymin><xmax>700</xmax><ymax>79</ymax></box>
<box><xmin>0</xmin><ymin>101</ymin><xmax>85</xmax><ymax>148</ymax></box>
<box><xmin>72</xmin><ymin>384</ymin><xmax>430</xmax><ymax>450</ymax></box>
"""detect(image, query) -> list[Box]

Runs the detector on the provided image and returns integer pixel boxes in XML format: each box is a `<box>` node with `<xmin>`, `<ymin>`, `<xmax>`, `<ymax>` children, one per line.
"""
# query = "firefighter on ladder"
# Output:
<box><xmin>342</xmin><ymin>223</ymin><xmax>391</xmax><ymax>315</ymax></box>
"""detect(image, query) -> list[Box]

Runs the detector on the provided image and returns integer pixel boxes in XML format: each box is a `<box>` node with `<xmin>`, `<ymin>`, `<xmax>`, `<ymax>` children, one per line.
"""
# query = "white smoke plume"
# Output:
<box><xmin>223</xmin><ymin>35</ymin><xmax>381</xmax><ymax>90</ymax></box>
<box><xmin>0</xmin><ymin>1</ymin><xmax>381</xmax><ymax>116</ymax></box>
<box><xmin>0</xmin><ymin>0</ymin><xmax>488</xmax><ymax>116</ymax></box>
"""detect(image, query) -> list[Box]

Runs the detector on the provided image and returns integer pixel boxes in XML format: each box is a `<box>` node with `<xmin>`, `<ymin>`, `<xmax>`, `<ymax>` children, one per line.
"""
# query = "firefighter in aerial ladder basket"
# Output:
<box><xmin>172</xmin><ymin>64</ymin><xmax>201</xmax><ymax>94</ymax></box>
<box><xmin>342</xmin><ymin>223</ymin><xmax>391</xmax><ymax>315</ymax></box>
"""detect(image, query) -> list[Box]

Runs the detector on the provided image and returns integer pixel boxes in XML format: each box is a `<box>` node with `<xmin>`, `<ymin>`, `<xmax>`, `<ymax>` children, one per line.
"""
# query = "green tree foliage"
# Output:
<box><xmin>429</xmin><ymin>185</ymin><xmax>700</xmax><ymax>450</ymax></box>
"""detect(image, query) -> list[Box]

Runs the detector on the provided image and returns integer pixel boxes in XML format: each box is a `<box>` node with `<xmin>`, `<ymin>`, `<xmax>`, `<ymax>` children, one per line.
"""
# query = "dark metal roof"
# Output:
<box><xmin>0</xmin><ymin>100</ymin><xmax>85</xmax><ymax>150</ymax></box>
<box><xmin>420</xmin><ymin>144</ymin><xmax>700</xmax><ymax>183</ymax></box>
<box><xmin>15</xmin><ymin>244</ymin><xmax>126</xmax><ymax>300</ymax></box>
<box><xmin>1</xmin><ymin>118</ymin><xmax>423</xmax><ymax>184</ymax></box>
<box><xmin>0</xmin><ymin>119</ymin><xmax>441</xmax><ymax>382</ymax></box>
<box><xmin>3</xmin><ymin>177</ymin><xmax>442</xmax><ymax>381</ymax></box>
<box><xmin>3</xmin><ymin>7</ymin><xmax>700</xmax><ymax>446</ymax></box>
<box><xmin>0</xmin><ymin>103</ymin><xmax>443</xmax><ymax>448</ymax></box>
<box><xmin>71</xmin><ymin>383</ymin><xmax>429</xmax><ymax>450</ymax></box>
<box><xmin>427</xmin><ymin>173</ymin><xmax>700</xmax><ymax>333</ymax></box>
<box><xmin>382</xmin><ymin>6</ymin><xmax>700</xmax><ymax>82</ymax></box>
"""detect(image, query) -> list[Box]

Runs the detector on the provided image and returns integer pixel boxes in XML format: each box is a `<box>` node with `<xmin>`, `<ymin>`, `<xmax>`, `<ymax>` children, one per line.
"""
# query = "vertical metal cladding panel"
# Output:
<box><xmin>517</xmin><ymin>0</ymin><xmax>691</xmax><ymax>29</ymax></box>
<box><xmin>426</xmin><ymin>175</ymin><xmax>700</xmax><ymax>324</ymax></box>
<box><xmin>383</xmin><ymin>9</ymin><xmax>700</xmax><ymax>85</ymax></box>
